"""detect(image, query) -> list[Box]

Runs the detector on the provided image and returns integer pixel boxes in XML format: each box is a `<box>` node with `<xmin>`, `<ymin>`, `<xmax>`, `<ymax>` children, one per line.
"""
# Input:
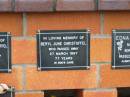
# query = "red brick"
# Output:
<box><xmin>15</xmin><ymin>0</ymin><xmax>54</xmax><ymax>12</ymax></box>
<box><xmin>16</xmin><ymin>93</ymin><xmax>43</xmax><ymax>97</ymax></box>
<box><xmin>25</xmin><ymin>65</ymin><xmax>97</xmax><ymax>90</ymax></box>
<box><xmin>0</xmin><ymin>0</ymin><xmax>12</xmax><ymax>12</ymax></box>
<box><xmin>56</xmin><ymin>0</ymin><xmax>96</xmax><ymax>11</ymax></box>
<box><xmin>27</xmin><ymin>12</ymin><xmax>100</xmax><ymax>36</ymax></box>
<box><xmin>0</xmin><ymin>13</ymin><xmax>22</xmax><ymax>36</ymax></box>
<box><xmin>91</xmin><ymin>38</ymin><xmax>111</xmax><ymax>62</ymax></box>
<box><xmin>12</xmin><ymin>38</ymin><xmax>111</xmax><ymax>64</ymax></box>
<box><xmin>99</xmin><ymin>0</ymin><xmax>130</xmax><ymax>10</ymax></box>
<box><xmin>104</xmin><ymin>12</ymin><xmax>130</xmax><ymax>34</ymax></box>
<box><xmin>0</xmin><ymin>67</ymin><xmax>22</xmax><ymax>90</ymax></box>
<box><xmin>12</xmin><ymin>39</ymin><xmax>36</xmax><ymax>64</ymax></box>
<box><xmin>83</xmin><ymin>89</ymin><xmax>117</xmax><ymax>97</ymax></box>
<box><xmin>100</xmin><ymin>64</ymin><xmax>130</xmax><ymax>88</ymax></box>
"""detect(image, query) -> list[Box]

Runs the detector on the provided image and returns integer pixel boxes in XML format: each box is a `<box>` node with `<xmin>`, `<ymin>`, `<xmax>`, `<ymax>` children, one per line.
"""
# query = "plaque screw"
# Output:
<box><xmin>37</xmin><ymin>30</ymin><xmax>41</xmax><ymax>34</ymax></box>
<box><xmin>8</xmin><ymin>69</ymin><xmax>12</xmax><ymax>73</ymax></box>
<box><xmin>88</xmin><ymin>30</ymin><xmax>90</xmax><ymax>32</ymax></box>
<box><xmin>87</xmin><ymin>66</ymin><xmax>90</xmax><ymax>69</ymax></box>
<box><xmin>112</xmin><ymin>30</ymin><xmax>116</xmax><ymax>33</ymax></box>
<box><xmin>112</xmin><ymin>66</ymin><xmax>116</xmax><ymax>69</ymax></box>
<box><xmin>38</xmin><ymin>67</ymin><xmax>41</xmax><ymax>71</ymax></box>
<box><xmin>7</xmin><ymin>32</ymin><xmax>11</xmax><ymax>35</ymax></box>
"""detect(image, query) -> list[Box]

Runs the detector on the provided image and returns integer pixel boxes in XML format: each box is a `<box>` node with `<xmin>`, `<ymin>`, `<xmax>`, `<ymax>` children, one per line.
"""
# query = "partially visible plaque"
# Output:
<box><xmin>112</xmin><ymin>30</ymin><xmax>130</xmax><ymax>68</ymax></box>
<box><xmin>0</xmin><ymin>87</ymin><xmax>15</xmax><ymax>97</ymax></box>
<box><xmin>37</xmin><ymin>30</ymin><xmax>90</xmax><ymax>70</ymax></box>
<box><xmin>0</xmin><ymin>32</ymin><xmax>11</xmax><ymax>72</ymax></box>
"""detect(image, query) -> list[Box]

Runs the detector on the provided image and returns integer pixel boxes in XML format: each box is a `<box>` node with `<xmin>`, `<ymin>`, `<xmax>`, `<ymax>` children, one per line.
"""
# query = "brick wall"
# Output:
<box><xmin>0</xmin><ymin>1</ymin><xmax>130</xmax><ymax>97</ymax></box>
<box><xmin>0</xmin><ymin>11</ymin><xmax>127</xmax><ymax>97</ymax></box>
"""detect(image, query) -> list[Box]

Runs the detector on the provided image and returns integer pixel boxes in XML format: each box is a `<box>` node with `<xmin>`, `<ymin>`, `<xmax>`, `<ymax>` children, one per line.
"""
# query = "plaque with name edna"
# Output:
<box><xmin>0</xmin><ymin>87</ymin><xmax>15</xmax><ymax>97</ymax></box>
<box><xmin>112</xmin><ymin>30</ymin><xmax>130</xmax><ymax>69</ymax></box>
<box><xmin>0</xmin><ymin>32</ymin><xmax>11</xmax><ymax>73</ymax></box>
<box><xmin>37</xmin><ymin>30</ymin><xmax>90</xmax><ymax>70</ymax></box>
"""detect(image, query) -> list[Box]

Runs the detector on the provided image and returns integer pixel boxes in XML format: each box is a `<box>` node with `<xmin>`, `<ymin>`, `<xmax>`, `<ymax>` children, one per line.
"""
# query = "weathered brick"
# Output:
<box><xmin>83</xmin><ymin>89</ymin><xmax>117</xmax><ymax>97</ymax></box>
<box><xmin>104</xmin><ymin>12</ymin><xmax>130</xmax><ymax>34</ymax></box>
<box><xmin>25</xmin><ymin>65</ymin><xmax>97</xmax><ymax>90</ymax></box>
<box><xmin>91</xmin><ymin>38</ymin><xmax>111</xmax><ymax>62</ymax></box>
<box><xmin>27</xmin><ymin>12</ymin><xmax>100</xmax><ymax>36</ymax></box>
<box><xmin>12</xmin><ymin>39</ymin><xmax>36</xmax><ymax>64</ymax></box>
<box><xmin>15</xmin><ymin>0</ymin><xmax>54</xmax><ymax>12</ymax></box>
<box><xmin>100</xmin><ymin>64</ymin><xmax>130</xmax><ymax>88</ymax></box>
<box><xmin>0</xmin><ymin>67</ymin><xmax>22</xmax><ymax>90</ymax></box>
<box><xmin>99</xmin><ymin>0</ymin><xmax>130</xmax><ymax>10</ymax></box>
<box><xmin>0</xmin><ymin>13</ymin><xmax>22</xmax><ymax>36</ymax></box>
<box><xmin>56</xmin><ymin>0</ymin><xmax>96</xmax><ymax>11</ymax></box>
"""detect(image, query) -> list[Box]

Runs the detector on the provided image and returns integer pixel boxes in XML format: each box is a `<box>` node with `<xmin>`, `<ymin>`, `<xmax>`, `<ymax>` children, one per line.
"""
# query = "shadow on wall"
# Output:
<box><xmin>44</xmin><ymin>89</ymin><xmax>82</xmax><ymax>97</ymax></box>
<box><xmin>118</xmin><ymin>87</ymin><xmax>130</xmax><ymax>97</ymax></box>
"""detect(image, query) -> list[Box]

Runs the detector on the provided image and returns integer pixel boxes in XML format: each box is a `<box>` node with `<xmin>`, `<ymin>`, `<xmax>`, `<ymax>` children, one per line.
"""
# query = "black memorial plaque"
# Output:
<box><xmin>0</xmin><ymin>32</ymin><xmax>11</xmax><ymax>72</ymax></box>
<box><xmin>112</xmin><ymin>30</ymin><xmax>130</xmax><ymax>68</ymax></box>
<box><xmin>0</xmin><ymin>87</ymin><xmax>15</xmax><ymax>97</ymax></box>
<box><xmin>37</xmin><ymin>30</ymin><xmax>90</xmax><ymax>70</ymax></box>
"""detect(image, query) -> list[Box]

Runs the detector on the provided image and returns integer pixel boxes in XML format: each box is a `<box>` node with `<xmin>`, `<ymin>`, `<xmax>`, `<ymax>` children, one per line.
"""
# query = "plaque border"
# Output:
<box><xmin>112</xmin><ymin>29</ymin><xmax>130</xmax><ymax>69</ymax></box>
<box><xmin>0</xmin><ymin>32</ymin><xmax>11</xmax><ymax>73</ymax></box>
<box><xmin>37</xmin><ymin>30</ymin><xmax>90</xmax><ymax>70</ymax></box>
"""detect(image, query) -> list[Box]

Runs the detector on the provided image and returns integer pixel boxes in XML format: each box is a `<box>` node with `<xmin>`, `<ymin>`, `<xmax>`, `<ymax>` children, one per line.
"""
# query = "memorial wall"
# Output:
<box><xmin>0</xmin><ymin>0</ymin><xmax>130</xmax><ymax>97</ymax></box>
